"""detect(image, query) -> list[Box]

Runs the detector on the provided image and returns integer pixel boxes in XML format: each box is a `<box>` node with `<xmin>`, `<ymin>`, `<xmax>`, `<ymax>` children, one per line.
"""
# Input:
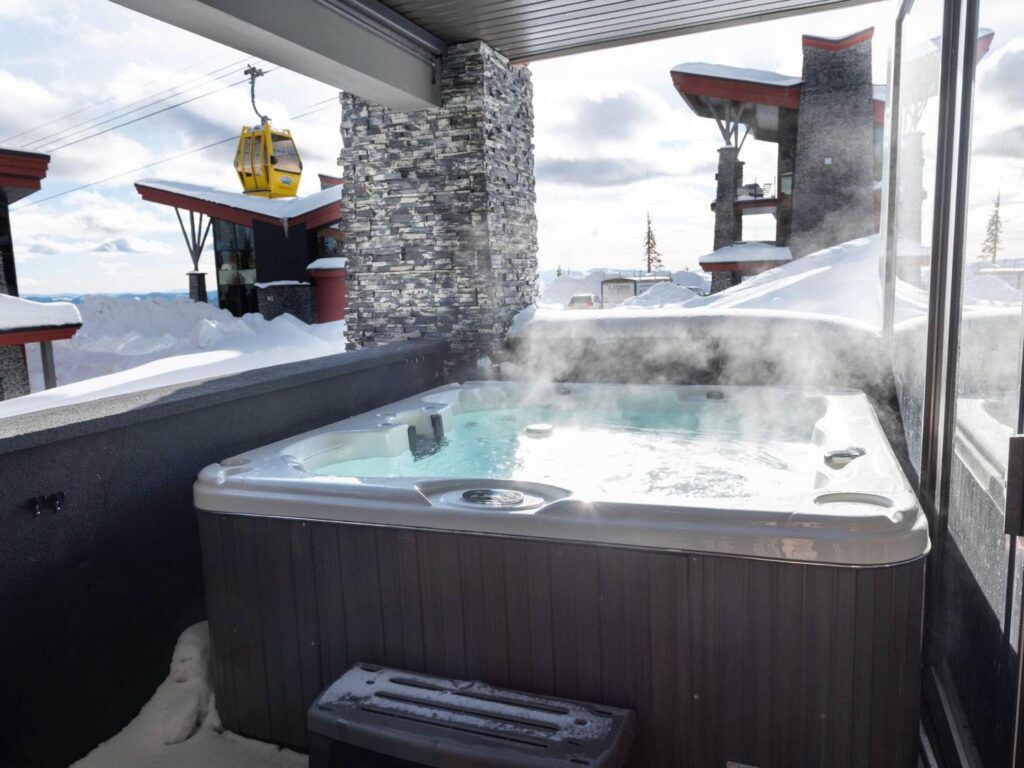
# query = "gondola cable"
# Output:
<box><xmin>17</xmin><ymin>57</ymin><xmax>257</xmax><ymax>151</ymax></box>
<box><xmin>9</xmin><ymin>98</ymin><xmax>336</xmax><ymax>211</ymax></box>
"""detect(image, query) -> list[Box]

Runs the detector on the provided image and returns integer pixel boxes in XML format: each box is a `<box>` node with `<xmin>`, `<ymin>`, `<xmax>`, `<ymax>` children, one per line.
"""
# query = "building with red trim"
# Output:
<box><xmin>671</xmin><ymin>28</ymin><xmax>884</xmax><ymax>292</ymax></box>
<box><xmin>0</xmin><ymin>147</ymin><xmax>83</xmax><ymax>399</ymax></box>
<box><xmin>1</xmin><ymin>147</ymin><xmax>49</xmax><ymax>298</ymax></box>
<box><xmin>135</xmin><ymin>177</ymin><xmax>343</xmax><ymax>318</ymax></box>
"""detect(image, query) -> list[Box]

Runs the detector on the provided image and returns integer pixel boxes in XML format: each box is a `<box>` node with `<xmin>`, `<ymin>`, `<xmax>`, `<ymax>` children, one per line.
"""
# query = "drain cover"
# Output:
<box><xmin>461</xmin><ymin>489</ymin><xmax>525</xmax><ymax>507</ymax></box>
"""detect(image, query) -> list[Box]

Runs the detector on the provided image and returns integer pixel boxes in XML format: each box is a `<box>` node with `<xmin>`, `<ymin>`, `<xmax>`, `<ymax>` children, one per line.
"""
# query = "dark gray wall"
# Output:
<box><xmin>0</xmin><ymin>340</ymin><xmax>447</xmax><ymax>768</ymax></box>
<box><xmin>930</xmin><ymin>453</ymin><xmax>1024</xmax><ymax>767</ymax></box>
<box><xmin>254</xmin><ymin>220</ymin><xmax>311</xmax><ymax>284</ymax></box>
<box><xmin>257</xmin><ymin>283</ymin><xmax>316</xmax><ymax>323</ymax></box>
<box><xmin>790</xmin><ymin>36</ymin><xmax>876</xmax><ymax>258</ymax></box>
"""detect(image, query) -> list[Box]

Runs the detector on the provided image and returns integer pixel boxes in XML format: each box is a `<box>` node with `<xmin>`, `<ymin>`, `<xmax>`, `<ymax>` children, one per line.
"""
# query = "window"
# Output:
<box><xmin>251</xmin><ymin>134</ymin><xmax>264</xmax><ymax>176</ymax></box>
<box><xmin>213</xmin><ymin>220</ymin><xmax>257</xmax><ymax>316</ymax></box>
<box><xmin>889</xmin><ymin>0</ymin><xmax>946</xmax><ymax>480</ymax></box>
<box><xmin>271</xmin><ymin>135</ymin><xmax>302</xmax><ymax>174</ymax></box>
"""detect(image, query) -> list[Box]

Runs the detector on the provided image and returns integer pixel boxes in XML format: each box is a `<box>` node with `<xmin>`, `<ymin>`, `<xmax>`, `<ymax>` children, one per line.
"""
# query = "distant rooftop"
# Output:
<box><xmin>699</xmin><ymin>242</ymin><xmax>793</xmax><ymax>270</ymax></box>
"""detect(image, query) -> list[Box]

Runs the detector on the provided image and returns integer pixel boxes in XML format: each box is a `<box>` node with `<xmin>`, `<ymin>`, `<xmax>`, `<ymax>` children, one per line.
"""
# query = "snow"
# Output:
<box><xmin>964</xmin><ymin>272</ymin><xmax>1022</xmax><ymax>304</ymax></box>
<box><xmin>671</xmin><ymin>270</ymin><xmax>711</xmax><ymax>293</ymax></box>
<box><xmin>621</xmin><ymin>281</ymin><xmax>698</xmax><ymax>308</ymax></box>
<box><xmin>699</xmin><ymin>242</ymin><xmax>792</xmax><ymax>265</ymax></box>
<box><xmin>538</xmin><ymin>269</ymin><xmax>710</xmax><ymax>307</ymax></box>
<box><xmin>73</xmin><ymin>623</ymin><xmax>306</xmax><ymax>768</ymax></box>
<box><xmin>136</xmin><ymin>179</ymin><xmax>340</xmax><ymax>222</ymax></box>
<box><xmin>4</xmin><ymin>296</ymin><xmax>346</xmax><ymax>419</ymax></box>
<box><xmin>511</xmin><ymin>235</ymin><xmax>1022</xmax><ymax>344</ymax></box>
<box><xmin>254</xmin><ymin>280</ymin><xmax>309</xmax><ymax>288</ymax></box>
<box><xmin>539</xmin><ymin>271</ymin><xmax>611</xmax><ymax>307</ymax></box>
<box><xmin>671</xmin><ymin>62</ymin><xmax>802</xmax><ymax>87</ymax></box>
<box><xmin>307</xmin><ymin>257</ymin><xmax>347</xmax><ymax>270</ymax></box>
<box><xmin>0</xmin><ymin>293</ymin><xmax>81</xmax><ymax>331</ymax></box>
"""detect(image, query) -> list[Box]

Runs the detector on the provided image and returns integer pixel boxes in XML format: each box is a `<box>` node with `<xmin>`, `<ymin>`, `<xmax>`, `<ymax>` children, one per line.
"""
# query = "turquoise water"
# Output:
<box><xmin>313</xmin><ymin>402</ymin><xmax>821</xmax><ymax>501</ymax></box>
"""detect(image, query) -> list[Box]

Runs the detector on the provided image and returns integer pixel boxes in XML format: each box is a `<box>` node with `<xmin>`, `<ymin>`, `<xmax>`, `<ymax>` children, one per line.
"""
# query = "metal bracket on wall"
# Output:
<box><xmin>27</xmin><ymin>492</ymin><xmax>65</xmax><ymax>517</ymax></box>
<box><xmin>1005</xmin><ymin>435</ymin><xmax>1024</xmax><ymax>535</ymax></box>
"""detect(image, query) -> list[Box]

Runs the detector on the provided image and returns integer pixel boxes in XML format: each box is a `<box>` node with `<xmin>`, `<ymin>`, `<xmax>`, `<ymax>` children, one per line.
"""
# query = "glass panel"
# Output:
<box><xmin>213</xmin><ymin>221</ymin><xmax>257</xmax><ymax>316</ymax></box>
<box><xmin>240</xmin><ymin>135</ymin><xmax>252</xmax><ymax>174</ymax></box>
<box><xmin>890</xmin><ymin>0</ymin><xmax>946</xmax><ymax>480</ymax></box>
<box><xmin>271</xmin><ymin>135</ymin><xmax>302</xmax><ymax>173</ymax></box>
<box><xmin>936</xmin><ymin>3</ymin><xmax>1024</xmax><ymax>764</ymax></box>
<box><xmin>251</xmin><ymin>134</ymin><xmax>264</xmax><ymax>176</ymax></box>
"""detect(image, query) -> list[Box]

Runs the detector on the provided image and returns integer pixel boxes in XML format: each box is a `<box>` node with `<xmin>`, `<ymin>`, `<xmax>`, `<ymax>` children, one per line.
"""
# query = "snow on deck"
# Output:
<box><xmin>72</xmin><ymin>623</ymin><xmax>306</xmax><ymax>768</ymax></box>
<box><xmin>0</xmin><ymin>293</ymin><xmax>81</xmax><ymax>332</ymax></box>
<box><xmin>699</xmin><ymin>242</ymin><xmax>792</xmax><ymax>265</ymax></box>
<box><xmin>671</xmin><ymin>62</ymin><xmax>801</xmax><ymax>87</ymax></box>
<box><xmin>2</xmin><ymin>296</ymin><xmax>346</xmax><ymax>419</ymax></box>
<box><xmin>136</xmin><ymin>178</ymin><xmax>341</xmax><ymax>221</ymax></box>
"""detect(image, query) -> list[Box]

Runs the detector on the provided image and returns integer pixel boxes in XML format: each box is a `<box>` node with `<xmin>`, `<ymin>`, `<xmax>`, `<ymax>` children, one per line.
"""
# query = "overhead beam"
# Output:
<box><xmin>110</xmin><ymin>0</ymin><xmax>444</xmax><ymax>110</ymax></box>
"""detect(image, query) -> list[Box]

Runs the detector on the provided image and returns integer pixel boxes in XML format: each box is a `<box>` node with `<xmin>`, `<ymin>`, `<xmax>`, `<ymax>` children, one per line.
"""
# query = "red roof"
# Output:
<box><xmin>0</xmin><ymin>148</ymin><xmax>50</xmax><ymax>204</ymax></box>
<box><xmin>802</xmin><ymin>28</ymin><xmax>874</xmax><ymax>52</ymax></box>
<box><xmin>0</xmin><ymin>324</ymin><xmax>80</xmax><ymax>347</ymax></box>
<box><xmin>134</xmin><ymin>181</ymin><xmax>341</xmax><ymax>231</ymax></box>
<box><xmin>670</xmin><ymin>71</ymin><xmax>801</xmax><ymax>112</ymax></box>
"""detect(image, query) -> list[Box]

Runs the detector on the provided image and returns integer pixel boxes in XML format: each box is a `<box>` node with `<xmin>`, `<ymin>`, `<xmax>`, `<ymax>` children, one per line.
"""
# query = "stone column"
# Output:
<box><xmin>0</xmin><ymin>346</ymin><xmax>30</xmax><ymax>400</ymax></box>
<box><xmin>0</xmin><ymin>199</ymin><xmax>30</xmax><ymax>399</ymax></box>
<box><xmin>188</xmin><ymin>272</ymin><xmax>208</xmax><ymax>303</ymax></box>
<box><xmin>713</xmin><ymin>146</ymin><xmax>743</xmax><ymax>251</ymax></box>
<box><xmin>789</xmin><ymin>31</ymin><xmax>876</xmax><ymax>258</ymax></box>
<box><xmin>340</xmin><ymin>41</ymin><xmax>537</xmax><ymax>364</ymax></box>
<box><xmin>709</xmin><ymin>146</ymin><xmax>744</xmax><ymax>293</ymax></box>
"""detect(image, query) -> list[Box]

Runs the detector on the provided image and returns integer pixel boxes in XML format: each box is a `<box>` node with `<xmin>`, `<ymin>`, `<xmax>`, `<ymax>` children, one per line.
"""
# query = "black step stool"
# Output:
<box><xmin>308</xmin><ymin>664</ymin><xmax>635</xmax><ymax>768</ymax></box>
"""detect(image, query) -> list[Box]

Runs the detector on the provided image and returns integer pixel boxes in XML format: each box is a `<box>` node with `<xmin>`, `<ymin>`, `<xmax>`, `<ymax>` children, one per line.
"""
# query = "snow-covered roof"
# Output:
<box><xmin>135</xmin><ymin>179</ymin><xmax>342</xmax><ymax>222</ymax></box>
<box><xmin>307</xmin><ymin>256</ymin><xmax>348</xmax><ymax>271</ymax></box>
<box><xmin>254</xmin><ymin>280</ymin><xmax>310</xmax><ymax>288</ymax></box>
<box><xmin>699</xmin><ymin>242</ymin><xmax>793</xmax><ymax>265</ymax></box>
<box><xmin>0</xmin><ymin>294</ymin><xmax>81</xmax><ymax>332</ymax></box>
<box><xmin>671</xmin><ymin>62</ymin><xmax>801</xmax><ymax>88</ymax></box>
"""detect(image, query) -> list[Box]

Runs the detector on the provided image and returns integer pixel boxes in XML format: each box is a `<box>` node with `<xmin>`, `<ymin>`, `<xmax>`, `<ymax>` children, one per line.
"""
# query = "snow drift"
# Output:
<box><xmin>508</xmin><ymin>237</ymin><xmax>897</xmax><ymax>393</ymax></box>
<box><xmin>73</xmin><ymin>623</ymin><xmax>305</xmax><ymax>768</ymax></box>
<box><xmin>4</xmin><ymin>296</ymin><xmax>346</xmax><ymax>419</ymax></box>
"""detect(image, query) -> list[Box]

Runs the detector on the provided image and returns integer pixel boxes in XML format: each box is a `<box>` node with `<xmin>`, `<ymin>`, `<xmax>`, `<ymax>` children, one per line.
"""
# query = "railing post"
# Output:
<box><xmin>40</xmin><ymin>340</ymin><xmax>56</xmax><ymax>389</ymax></box>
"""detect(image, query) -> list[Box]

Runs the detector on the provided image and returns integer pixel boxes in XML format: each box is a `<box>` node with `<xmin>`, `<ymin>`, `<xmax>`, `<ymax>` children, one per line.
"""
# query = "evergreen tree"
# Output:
<box><xmin>556</xmin><ymin>264</ymin><xmax>563</xmax><ymax>277</ymax></box>
<box><xmin>643</xmin><ymin>213</ymin><xmax>663</xmax><ymax>273</ymax></box>
<box><xmin>981</xmin><ymin>194</ymin><xmax>1002</xmax><ymax>262</ymax></box>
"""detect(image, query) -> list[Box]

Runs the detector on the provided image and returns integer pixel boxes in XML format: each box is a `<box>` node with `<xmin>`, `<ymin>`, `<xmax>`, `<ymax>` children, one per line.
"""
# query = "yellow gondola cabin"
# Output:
<box><xmin>233</xmin><ymin>122</ymin><xmax>303</xmax><ymax>198</ymax></box>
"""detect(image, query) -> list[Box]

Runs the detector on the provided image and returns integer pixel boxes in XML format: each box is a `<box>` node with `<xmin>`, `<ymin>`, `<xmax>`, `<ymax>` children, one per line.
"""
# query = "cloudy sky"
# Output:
<box><xmin>1</xmin><ymin>0</ymin><xmax>1020</xmax><ymax>295</ymax></box>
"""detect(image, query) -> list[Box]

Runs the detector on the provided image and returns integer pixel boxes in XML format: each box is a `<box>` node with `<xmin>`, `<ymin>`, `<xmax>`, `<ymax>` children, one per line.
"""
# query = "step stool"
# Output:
<box><xmin>308</xmin><ymin>664</ymin><xmax>636</xmax><ymax>768</ymax></box>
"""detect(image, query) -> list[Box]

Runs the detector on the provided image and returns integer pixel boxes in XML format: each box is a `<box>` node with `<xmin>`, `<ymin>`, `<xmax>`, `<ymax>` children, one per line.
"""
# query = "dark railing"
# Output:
<box><xmin>0</xmin><ymin>340</ymin><xmax>447</xmax><ymax>768</ymax></box>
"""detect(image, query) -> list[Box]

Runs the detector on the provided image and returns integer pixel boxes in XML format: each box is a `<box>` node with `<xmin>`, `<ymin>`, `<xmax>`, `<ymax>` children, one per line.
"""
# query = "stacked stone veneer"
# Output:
<box><xmin>789</xmin><ymin>31</ymin><xmax>876</xmax><ymax>258</ymax></box>
<box><xmin>710</xmin><ymin>146</ymin><xmax>744</xmax><ymax>293</ymax></box>
<box><xmin>0</xmin><ymin>200</ymin><xmax>30</xmax><ymax>400</ymax></box>
<box><xmin>339</xmin><ymin>41</ymin><xmax>537</xmax><ymax>363</ymax></box>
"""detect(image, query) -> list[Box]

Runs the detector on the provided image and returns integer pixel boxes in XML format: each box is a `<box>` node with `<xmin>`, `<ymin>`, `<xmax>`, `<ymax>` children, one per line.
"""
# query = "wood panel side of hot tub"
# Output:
<box><xmin>197</xmin><ymin>511</ymin><xmax>925</xmax><ymax>768</ymax></box>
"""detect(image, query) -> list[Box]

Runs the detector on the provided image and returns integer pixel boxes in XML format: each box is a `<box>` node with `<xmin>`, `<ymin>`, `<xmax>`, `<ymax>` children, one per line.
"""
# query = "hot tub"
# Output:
<box><xmin>196</xmin><ymin>382</ymin><xmax>929</xmax><ymax>766</ymax></box>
